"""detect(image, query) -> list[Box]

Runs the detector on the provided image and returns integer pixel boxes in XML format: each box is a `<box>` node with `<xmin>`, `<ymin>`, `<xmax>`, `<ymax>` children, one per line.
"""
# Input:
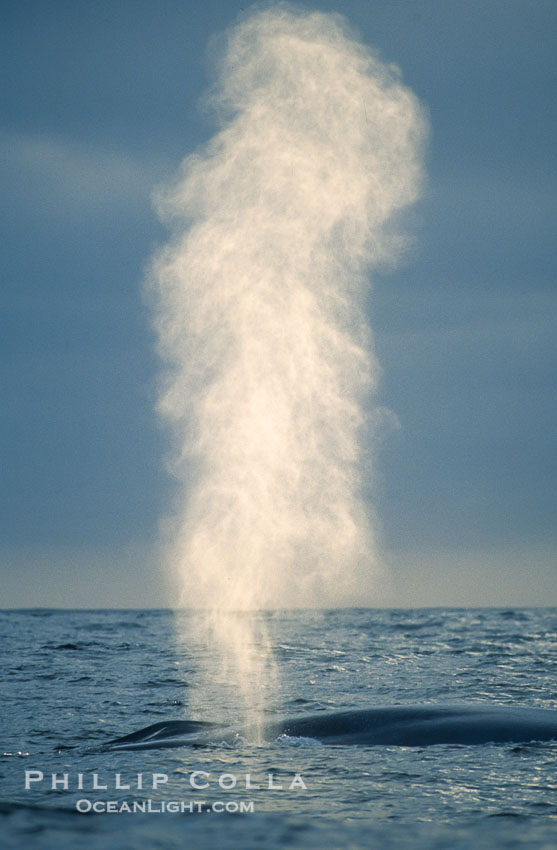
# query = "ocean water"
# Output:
<box><xmin>1</xmin><ymin>607</ymin><xmax>556</xmax><ymax>849</ymax></box>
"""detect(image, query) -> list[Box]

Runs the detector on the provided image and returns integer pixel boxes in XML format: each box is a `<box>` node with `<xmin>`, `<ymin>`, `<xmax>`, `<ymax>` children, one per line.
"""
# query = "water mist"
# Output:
<box><xmin>148</xmin><ymin>5</ymin><xmax>427</xmax><ymax>724</ymax></box>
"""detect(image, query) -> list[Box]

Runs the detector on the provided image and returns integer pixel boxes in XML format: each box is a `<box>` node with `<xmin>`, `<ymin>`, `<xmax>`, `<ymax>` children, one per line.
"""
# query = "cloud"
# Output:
<box><xmin>376</xmin><ymin>287</ymin><xmax>557</xmax><ymax>344</ymax></box>
<box><xmin>0</xmin><ymin>541</ymin><xmax>170</xmax><ymax>608</ymax></box>
<box><xmin>387</xmin><ymin>542</ymin><xmax>557</xmax><ymax>607</ymax></box>
<box><xmin>0</xmin><ymin>128</ymin><xmax>171</xmax><ymax>216</ymax></box>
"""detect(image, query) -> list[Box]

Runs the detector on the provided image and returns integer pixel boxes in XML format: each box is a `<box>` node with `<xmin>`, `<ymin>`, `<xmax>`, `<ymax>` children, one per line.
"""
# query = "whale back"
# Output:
<box><xmin>104</xmin><ymin>704</ymin><xmax>557</xmax><ymax>751</ymax></box>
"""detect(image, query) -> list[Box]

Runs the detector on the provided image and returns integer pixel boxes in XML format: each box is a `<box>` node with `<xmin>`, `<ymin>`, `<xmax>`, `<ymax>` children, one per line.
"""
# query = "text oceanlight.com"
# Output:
<box><xmin>75</xmin><ymin>799</ymin><xmax>255</xmax><ymax>814</ymax></box>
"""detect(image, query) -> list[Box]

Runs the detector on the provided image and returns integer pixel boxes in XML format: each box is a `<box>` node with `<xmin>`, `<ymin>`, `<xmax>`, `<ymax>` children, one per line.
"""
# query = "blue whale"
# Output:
<box><xmin>105</xmin><ymin>704</ymin><xmax>557</xmax><ymax>750</ymax></box>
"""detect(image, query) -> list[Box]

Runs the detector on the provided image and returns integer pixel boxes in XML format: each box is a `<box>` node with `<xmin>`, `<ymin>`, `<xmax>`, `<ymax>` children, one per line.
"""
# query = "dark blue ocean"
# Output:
<box><xmin>1</xmin><ymin>608</ymin><xmax>556</xmax><ymax>849</ymax></box>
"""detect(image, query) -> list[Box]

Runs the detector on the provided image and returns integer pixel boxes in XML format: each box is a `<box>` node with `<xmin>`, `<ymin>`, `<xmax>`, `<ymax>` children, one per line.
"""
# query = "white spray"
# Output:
<box><xmin>148</xmin><ymin>4</ymin><xmax>427</xmax><ymax>720</ymax></box>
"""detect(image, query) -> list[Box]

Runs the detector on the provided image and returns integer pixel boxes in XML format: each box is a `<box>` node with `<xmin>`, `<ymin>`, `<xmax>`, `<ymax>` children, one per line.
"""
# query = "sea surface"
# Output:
<box><xmin>1</xmin><ymin>608</ymin><xmax>556</xmax><ymax>849</ymax></box>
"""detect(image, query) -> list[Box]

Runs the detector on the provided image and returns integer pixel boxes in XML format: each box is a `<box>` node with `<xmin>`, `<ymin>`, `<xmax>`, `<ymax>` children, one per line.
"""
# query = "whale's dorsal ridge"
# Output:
<box><xmin>103</xmin><ymin>704</ymin><xmax>557</xmax><ymax>751</ymax></box>
<box><xmin>107</xmin><ymin>719</ymin><xmax>221</xmax><ymax>746</ymax></box>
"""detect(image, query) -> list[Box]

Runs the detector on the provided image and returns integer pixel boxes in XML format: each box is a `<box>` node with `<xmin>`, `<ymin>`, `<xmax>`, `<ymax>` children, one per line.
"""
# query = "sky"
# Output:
<box><xmin>1</xmin><ymin>0</ymin><xmax>556</xmax><ymax>607</ymax></box>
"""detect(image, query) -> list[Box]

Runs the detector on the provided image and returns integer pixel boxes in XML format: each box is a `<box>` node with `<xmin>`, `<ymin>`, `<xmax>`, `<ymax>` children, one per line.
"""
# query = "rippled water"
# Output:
<box><xmin>1</xmin><ymin>608</ymin><xmax>556</xmax><ymax>848</ymax></box>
